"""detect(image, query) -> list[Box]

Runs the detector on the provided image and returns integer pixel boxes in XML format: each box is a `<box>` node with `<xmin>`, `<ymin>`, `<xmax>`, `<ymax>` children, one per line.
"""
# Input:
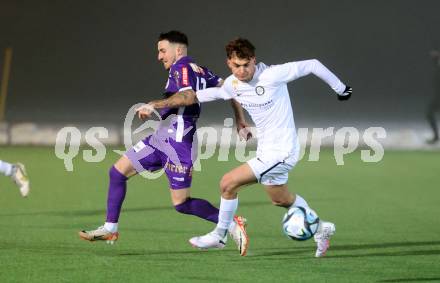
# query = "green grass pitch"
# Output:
<box><xmin>0</xmin><ymin>146</ymin><xmax>439</xmax><ymax>282</ymax></box>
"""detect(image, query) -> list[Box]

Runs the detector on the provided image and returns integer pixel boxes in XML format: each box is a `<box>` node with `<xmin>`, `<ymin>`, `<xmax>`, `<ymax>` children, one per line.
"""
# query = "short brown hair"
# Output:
<box><xmin>225</xmin><ymin>38</ymin><xmax>255</xmax><ymax>59</ymax></box>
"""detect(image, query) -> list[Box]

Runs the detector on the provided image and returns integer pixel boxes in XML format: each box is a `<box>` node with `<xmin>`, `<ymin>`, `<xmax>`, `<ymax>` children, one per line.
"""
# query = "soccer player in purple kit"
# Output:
<box><xmin>79</xmin><ymin>31</ymin><xmax>249</xmax><ymax>255</ymax></box>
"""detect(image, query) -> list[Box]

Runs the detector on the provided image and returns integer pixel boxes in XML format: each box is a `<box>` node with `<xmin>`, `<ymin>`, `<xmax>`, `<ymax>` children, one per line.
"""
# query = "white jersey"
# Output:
<box><xmin>196</xmin><ymin>59</ymin><xmax>346</xmax><ymax>155</ymax></box>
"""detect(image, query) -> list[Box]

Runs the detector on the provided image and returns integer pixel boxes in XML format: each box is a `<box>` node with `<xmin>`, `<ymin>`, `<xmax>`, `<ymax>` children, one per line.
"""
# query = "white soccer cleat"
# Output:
<box><xmin>189</xmin><ymin>231</ymin><xmax>227</xmax><ymax>250</ymax></box>
<box><xmin>11</xmin><ymin>163</ymin><xmax>30</xmax><ymax>197</ymax></box>
<box><xmin>79</xmin><ymin>226</ymin><xmax>119</xmax><ymax>244</ymax></box>
<box><xmin>314</xmin><ymin>221</ymin><xmax>336</xmax><ymax>258</ymax></box>
<box><xmin>228</xmin><ymin>216</ymin><xmax>249</xmax><ymax>256</ymax></box>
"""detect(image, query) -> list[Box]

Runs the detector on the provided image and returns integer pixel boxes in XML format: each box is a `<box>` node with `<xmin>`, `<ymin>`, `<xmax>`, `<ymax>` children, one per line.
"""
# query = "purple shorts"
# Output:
<box><xmin>125</xmin><ymin>135</ymin><xmax>195</xmax><ymax>190</ymax></box>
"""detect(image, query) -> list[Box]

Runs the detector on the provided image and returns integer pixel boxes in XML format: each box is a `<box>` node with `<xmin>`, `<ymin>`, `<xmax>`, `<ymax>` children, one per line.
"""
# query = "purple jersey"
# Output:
<box><xmin>158</xmin><ymin>56</ymin><xmax>220</xmax><ymax>142</ymax></box>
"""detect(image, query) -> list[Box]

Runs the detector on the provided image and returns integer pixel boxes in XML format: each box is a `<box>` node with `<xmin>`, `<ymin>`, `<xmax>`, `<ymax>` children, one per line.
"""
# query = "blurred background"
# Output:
<box><xmin>0</xmin><ymin>0</ymin><xmax>439</xmax><ymax>148</ymax></box>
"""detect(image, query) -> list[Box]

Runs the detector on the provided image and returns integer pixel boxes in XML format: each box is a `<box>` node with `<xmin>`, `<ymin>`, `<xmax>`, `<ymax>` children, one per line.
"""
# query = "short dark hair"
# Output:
<box><xmin>158</xmin><ymin>30</ymin><xmax>188</xmax><ymax>46</ymax></box>
<box><xmin>225</xmin><ymin>38</ymin><xmax>255</xmax><ymax>59</ymax></box>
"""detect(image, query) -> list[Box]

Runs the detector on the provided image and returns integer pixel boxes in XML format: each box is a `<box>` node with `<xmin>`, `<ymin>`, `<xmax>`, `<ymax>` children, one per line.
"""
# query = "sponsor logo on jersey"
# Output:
<box><xmin>255</xmin><ymin>86</ymin><xmax>265</xmax><ymax>95</ymax></box>
<box><xmin>165</xmin><ymin>162</ymin><xmax>191</xmax><ymax>174</ymax></box>
<box><xmin>240</xmin><ymin>99</ymin><xmax>273</xmax><ymax>108</ymax></box>
<box><xmin>182</xmin><ymin>67</ymin><xmax>189</xmax><ymax>86</ymax></box>
<box><xmin>172</xmin><ymin>177</ymin><xmax>185</xmax><ymax>182</ymax></box>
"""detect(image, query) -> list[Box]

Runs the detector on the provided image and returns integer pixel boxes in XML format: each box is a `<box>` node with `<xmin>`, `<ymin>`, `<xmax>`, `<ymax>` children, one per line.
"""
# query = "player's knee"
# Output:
<box><xmin>219</xmin><ymin>174</ymin><xmax>237</xmax><ymax>195</ymax></box>
<box><xmin>113</xmin><ymin>156</ymin><xmax>136</xmax><ymax>178</ymax></box>
<box><xmin>219</xmin><ymin>175</ymin><xmax>229</xmax><ymax>193</ymax></box>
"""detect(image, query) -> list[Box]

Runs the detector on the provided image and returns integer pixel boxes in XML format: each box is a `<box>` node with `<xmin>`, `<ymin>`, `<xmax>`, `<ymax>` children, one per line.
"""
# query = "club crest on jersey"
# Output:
<box><xmin>232</xmin><ymin>80</ymin><xmax>242</xmax><ymax>96</ymax></box>
<box><xmin>255</xmin><ymin>86</ymin><xmax>265</xmax><ymax>96</ymax></box>
<box><xmin>232</xmin><ymin>79</ymin><xmax>239</xmax><ymax>91</ymax></box>
<box><xmin>173</xmin><ymin>71</ymin><xmax>180</xmax><ymax>87</ymax></box>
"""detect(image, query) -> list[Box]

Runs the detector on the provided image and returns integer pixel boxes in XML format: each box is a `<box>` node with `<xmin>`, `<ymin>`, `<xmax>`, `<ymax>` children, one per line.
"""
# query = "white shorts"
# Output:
<box><xmin>247</xmin><ymin>150</ymin><xmax>299</xmax><ymax>186</ymax></box>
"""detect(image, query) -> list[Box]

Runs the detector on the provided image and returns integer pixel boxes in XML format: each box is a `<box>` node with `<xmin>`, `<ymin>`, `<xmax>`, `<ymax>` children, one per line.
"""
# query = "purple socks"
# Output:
<box><xmin>174</xmin><ymin>197</ymin><xmax>219</xmax><ymax>223</ymax></box>
<box><xmin>106</xmin><ymin>166</ymin><xmax>219</xmax><ymax>224</ymax></box>
<box><xmin>106</xmin><ymin>166</ymin><xmax>128</xmax><ymax>223</ymax></box>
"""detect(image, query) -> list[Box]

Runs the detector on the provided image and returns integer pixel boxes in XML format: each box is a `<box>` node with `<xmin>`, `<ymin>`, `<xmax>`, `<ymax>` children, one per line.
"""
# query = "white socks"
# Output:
<box><xmin>0</xmin><ymin>160</ymin><xmax>14</xmax><ymax>176</ymax></box>
<box><xmin>215</xmin><ymin>197</ymin><xmax>238</xmax><ymax>237</ymax></box>
<box><xmin>104</xmin><ymin>222</ymin><xmax>118</xmax><ymax>233</ymax></box>
<box><xmin>292</xmin><ymin>194</ymin><xmax>310</xmax><ymax>209</ymax></box>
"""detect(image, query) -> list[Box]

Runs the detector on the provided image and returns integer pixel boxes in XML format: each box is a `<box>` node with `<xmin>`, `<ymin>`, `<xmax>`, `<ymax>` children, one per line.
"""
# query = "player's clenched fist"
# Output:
<box><xmin>135</xmin><ymin>103</ymin><xmax>155</xmax><ymax>120</ymax></box>
<box><xmin>337</xmin><ymin>86</ymin><xmax>352</xmax><ymax>101</ymax></box>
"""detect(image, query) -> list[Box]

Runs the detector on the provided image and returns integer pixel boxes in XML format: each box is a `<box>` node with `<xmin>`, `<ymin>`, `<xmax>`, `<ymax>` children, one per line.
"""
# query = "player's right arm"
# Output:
<box><xmin>151</xmin><ymin>89</ymin><xmax>198</xmax><ymax>108</ymax></box>
<box><xmin>136</xmin><ymin>89</ymin><xmax>197</xmax><ymax>120</ymax></box>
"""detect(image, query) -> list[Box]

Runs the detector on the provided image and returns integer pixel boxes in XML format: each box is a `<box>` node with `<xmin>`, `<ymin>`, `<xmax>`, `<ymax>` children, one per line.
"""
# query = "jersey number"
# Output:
<box><xmin>196</xmin><ymin>77</ymin><xmax>207</xmax><ymax>91</ymax></box>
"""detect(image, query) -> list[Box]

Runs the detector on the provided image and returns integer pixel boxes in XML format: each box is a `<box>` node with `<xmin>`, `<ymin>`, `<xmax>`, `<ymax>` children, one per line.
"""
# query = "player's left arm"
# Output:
<box><xmin>230</xmin><ymin>99</ymin><xmax>253</xmax><ymax>141</ymax></box>
<box><xmin>217</xmin><ymin>78</ymin><xmax>251</xmax><ymax>139</ymax></box>
<box><xmin>270</xmin><ymin>59</ymin><xmax>352</xmax><ymax>101</ymax></box>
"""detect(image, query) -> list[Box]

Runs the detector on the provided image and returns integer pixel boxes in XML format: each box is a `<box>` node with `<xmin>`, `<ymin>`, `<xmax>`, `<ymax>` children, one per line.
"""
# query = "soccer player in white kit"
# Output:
<box><xmin>0</xmin><ymin>160</ymin><xmax>30</xmax><ymax>197</ymax></box>
<box><xmin>137</xmin><ymin>38</ymin><xmax>352</xmax><ymax>257</ymax></box>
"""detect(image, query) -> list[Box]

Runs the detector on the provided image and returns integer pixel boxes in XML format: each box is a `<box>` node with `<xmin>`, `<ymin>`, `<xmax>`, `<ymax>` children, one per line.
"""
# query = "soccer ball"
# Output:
<box><xmin>282</xmin><ymin>206</ymin><xmax>320</xmax><ymax>241</ymax></box>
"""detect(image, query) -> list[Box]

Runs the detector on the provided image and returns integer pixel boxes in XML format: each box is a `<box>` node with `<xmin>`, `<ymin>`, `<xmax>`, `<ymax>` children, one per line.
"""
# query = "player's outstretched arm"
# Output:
<box><xmin>298</xmin><ymin>59</ymin><xmax>348</xmax><ymax>93</ymax></box>
<box><xmin>151</xmin><ymin>89</ymin><xmax>198</xmax><ymax>109</ymax></box>
<box><xmin>136</xmin><ymin>89</ymin><xmax>198</xmax><ymax>120</ymax></box>
<box><xmin>274</xmin><ymin>59</ymin><xmax>352</xmax><ymax>101</ymax></box>
<box><xmin>136</xmin><ymin>86</ymin><xmax>229</xmax><ymax>120</ymax></box>
<box><xmin>300</xmin><ymin>59</ymin><xmax>352</xmax><ymax>101</ymax></box>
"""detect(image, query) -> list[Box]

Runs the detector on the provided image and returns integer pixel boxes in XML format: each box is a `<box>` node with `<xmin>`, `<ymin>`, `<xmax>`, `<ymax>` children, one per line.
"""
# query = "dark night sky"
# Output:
<box><xmin>0</xmin><ymin>0</ymin><xmax>439</xmax><ymax>126</ymax></box>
